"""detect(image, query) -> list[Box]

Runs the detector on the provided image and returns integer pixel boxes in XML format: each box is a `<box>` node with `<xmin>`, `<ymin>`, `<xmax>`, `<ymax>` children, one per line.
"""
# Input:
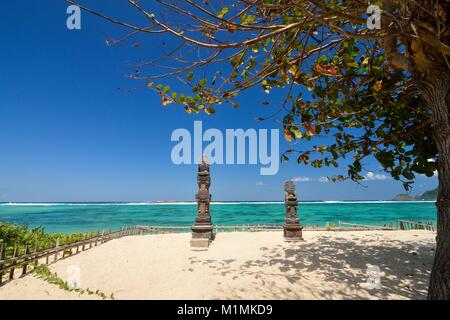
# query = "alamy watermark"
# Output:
<box><xmin>66</xmin><ymin>4</ymin><xmax>380</xmax><ymax>31</ymax></box>
<box><xmin>366</xmin><ymin>5</ymin><xmax>381</xmax><ymax>30</ymax></box>
<box><xmin>171</xmin><ymin>121</ymin><xmax>279</xmax><ymax>175</ymax></box>
<box><xmin>366</xmin><ymin>264</ymin><xmax>381</xmax><ymax>289</ymax></box>
<box><xmin>67</xmin><ymin>265</ymin><xmax>81</xmax><ymax>289</ymax></box>
<box><xmin>66</xmin><ymin>5</ymin><xmax>81</xmax><ymax>30</ymax></box>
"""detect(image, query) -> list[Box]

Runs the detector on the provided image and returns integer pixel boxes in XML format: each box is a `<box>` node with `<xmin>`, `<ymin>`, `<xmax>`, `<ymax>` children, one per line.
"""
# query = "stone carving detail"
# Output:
<box><xmin>191</xmin><ymin>157</ymin><xmax>214</xmax><ymax>248</ymax></box>
<box><xmin>283</xmin><ymin>181</ymin><xmax>303</xmax><ymax>241</ymax></box>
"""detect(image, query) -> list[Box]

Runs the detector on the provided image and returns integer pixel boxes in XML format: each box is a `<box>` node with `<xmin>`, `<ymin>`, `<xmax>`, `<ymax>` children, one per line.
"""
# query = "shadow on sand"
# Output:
<box><xmin>189</xmin><ymin>233</ymin><xmax>435</xmax><ymax>299</ymax></box>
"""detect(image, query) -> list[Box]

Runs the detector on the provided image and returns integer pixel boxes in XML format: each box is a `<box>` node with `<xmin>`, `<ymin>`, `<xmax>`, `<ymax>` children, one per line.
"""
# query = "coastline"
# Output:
<box><xmin>0</xmin><ymin>200</ymin><xmax>438</xmax><ymax>205</ymax></box>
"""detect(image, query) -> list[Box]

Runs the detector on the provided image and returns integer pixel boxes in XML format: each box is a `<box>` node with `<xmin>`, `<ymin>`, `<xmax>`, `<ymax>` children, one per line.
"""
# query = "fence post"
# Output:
<box><xmin>33</xmin><ymin>243</ymin><xmax>39</xmax><ymax>267</ymax></box>
<box><xmin>22</xmin><ymin>245</ymin><xmax>30</xmax><ymax>276</ymax></box>
<box><xmin>82</xmin><ymin>234</ymin><xmax>86</xmax><ymax>251</ymax></box>
<box><xmin>9</xmin><ymin>246</ymin><xmax>19</xmax><ymax>280</ymax></box>
<box><xmin>54</xmin><ymin>238</ymin><xmax>60</xmax><ymax>263</ymax></box>
<box><xmin>0</xmin><ymin>243</ymin><xmax>6</xmax><ymax>285</ymax></box>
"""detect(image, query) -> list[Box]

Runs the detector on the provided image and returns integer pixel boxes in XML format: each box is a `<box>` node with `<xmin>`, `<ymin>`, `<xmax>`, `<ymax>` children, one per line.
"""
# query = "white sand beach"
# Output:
<box><xmin>0</xmin><ymin>230</ymin><xmax>435</xmax><ymax>300</ymax></box>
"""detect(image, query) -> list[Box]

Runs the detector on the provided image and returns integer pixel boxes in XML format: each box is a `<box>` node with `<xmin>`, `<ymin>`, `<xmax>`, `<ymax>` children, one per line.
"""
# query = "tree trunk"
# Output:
<box><xmin>421</xmin><ymin>69</ymin><xmax>450</xmax><ymax>299</ymax></box>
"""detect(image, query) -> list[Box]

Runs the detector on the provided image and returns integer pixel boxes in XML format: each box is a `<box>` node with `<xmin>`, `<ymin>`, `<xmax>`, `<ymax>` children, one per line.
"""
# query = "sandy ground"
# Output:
<box><xmin>0</xmin><ymin>230</ymin><xmax>435</xmax><ymax>300</ymax></box>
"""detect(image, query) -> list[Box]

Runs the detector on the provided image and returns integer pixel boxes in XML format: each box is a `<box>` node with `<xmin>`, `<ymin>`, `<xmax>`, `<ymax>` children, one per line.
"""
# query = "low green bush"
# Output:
<box><xmin>0</xmin><ymin>221</ymin><xmax>100</xmax><ymax>257</ymax></box>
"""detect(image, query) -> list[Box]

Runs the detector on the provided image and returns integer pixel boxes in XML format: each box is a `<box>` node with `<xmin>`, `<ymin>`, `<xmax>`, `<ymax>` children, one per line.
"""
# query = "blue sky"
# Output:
<box><xmin>0</xmin><ymin>1</ymin><xmax>437</xmax><ymax>202</ymax></box>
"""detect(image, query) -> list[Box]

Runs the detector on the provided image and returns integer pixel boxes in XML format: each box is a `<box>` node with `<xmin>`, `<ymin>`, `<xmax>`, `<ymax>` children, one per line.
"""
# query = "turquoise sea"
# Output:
<box><xmin>0</xmin><ymin>201</ymin><xmax>437</xmax><ymax>233</ymax></box>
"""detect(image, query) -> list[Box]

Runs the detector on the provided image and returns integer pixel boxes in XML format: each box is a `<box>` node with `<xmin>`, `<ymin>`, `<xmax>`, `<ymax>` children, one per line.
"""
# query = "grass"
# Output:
<box><xmin>32</xmin><ymin>265</ymin><xmax>114</xmax><ymax>300</ymax></box>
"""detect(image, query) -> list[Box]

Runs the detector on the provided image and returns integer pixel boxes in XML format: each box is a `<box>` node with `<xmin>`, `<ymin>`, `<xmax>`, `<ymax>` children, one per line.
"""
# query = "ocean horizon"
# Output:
<box><xmin>0</xmin><ymin>201</ymin><xmax>437</xmax><ymax>233</ymax></box>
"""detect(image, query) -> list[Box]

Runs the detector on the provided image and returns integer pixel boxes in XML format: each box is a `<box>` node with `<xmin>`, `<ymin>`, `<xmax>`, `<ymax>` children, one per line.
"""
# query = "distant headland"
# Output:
<box><xmin>393</xmin><ymin>187</ymin><xmax>438</xmax><ymax>201</ymax></box>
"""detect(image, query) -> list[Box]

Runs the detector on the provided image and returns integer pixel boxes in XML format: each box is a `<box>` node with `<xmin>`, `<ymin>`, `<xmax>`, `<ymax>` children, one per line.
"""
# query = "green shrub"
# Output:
<box><xmin>0</xmin><ymin>221</ymin><xmax>100</xmax><ymax>257</ymax></box>
<box><xmin>324</xmin><ymin>222</ymin><xmax>336</xmax><ymax>231</ymax></box>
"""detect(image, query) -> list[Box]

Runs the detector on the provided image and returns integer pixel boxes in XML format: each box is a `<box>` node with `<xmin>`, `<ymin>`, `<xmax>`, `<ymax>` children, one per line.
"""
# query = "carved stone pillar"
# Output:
<box><xmin>190</xmin><ymin>158</ymin><xmax>215</xmax><ymax>248</ymax></box>
<box><xmin>283</xmin><ymin>181</ymin><xmax>303</xmax><ymax>241</ymax></box>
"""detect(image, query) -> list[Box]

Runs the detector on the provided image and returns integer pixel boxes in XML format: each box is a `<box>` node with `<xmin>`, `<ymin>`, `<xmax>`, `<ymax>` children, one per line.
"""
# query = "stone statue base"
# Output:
<box><xmin>190</xmin><ymin>238</ymin><xmax>210</xmax><ymax>249</ymax></box>
<box><xmin>283</xmin><ymin>224</ymin><xmax>303</xmax><ymax>241</ymax></box>
<box><xmin>191</xmin><ymin>224</ymin><xmax>214</xmax><ymax>249</ymax></box>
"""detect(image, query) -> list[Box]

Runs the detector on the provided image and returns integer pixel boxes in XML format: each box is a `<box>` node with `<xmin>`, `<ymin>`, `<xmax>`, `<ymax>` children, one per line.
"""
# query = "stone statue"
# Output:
<box><xmin>191</xmin><ymin>157</ymin><xmax>215</xmax><ymax>248</ymax></box>
<box><xmin>283</xmin><ymin>180</ymin><xmax>303</xmax><ymax>241</ymax></box>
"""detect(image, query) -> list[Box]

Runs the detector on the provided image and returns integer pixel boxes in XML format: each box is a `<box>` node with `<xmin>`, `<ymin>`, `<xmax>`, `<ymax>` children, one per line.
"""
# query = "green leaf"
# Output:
<box><xmin>198</xmin><ymin>78</ymin><xmax>207</xmax><ymax>87</ymax></box>
<box><xmin>217</xmin><ymin>7</ymin><xmax>228</xmax><ymax>18</ymax></box>
<box><xmin>242</xmin><ymin>14</ymin><xmax>256</xmax><ymax>25</ymax></box>
<box><xmin>290</xmin><ymin>127</ymin><xmax>302</xmax><ymax>139</ymax></box>
<box><xmin>205</xmin><ymin>107</ymin><xmax>216</xmax><ymax>115</ymax></box>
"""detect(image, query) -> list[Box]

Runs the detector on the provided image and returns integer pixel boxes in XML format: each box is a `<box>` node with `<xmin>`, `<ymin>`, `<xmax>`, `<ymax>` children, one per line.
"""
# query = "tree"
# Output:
<box><xmin>67</xmin><ymin>0</ymin><xmax>450</xmax><ymax>299</ymax></box>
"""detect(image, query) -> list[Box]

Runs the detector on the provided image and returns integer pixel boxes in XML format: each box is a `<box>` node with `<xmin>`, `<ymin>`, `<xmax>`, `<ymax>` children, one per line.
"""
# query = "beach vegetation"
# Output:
<box><xmin>0</xmin><ymin>221</ymin><xmax>100</xmax><ymax>256</ymax></box>
<box><xmin>32</xmin><ymin>265</ymin><xmax>114</xmax><ymax>300</ymax></box>
<box><xmin>324</xmin><ymin>222</ymin><xmax>336</xmax><ymax>231</ymax></box>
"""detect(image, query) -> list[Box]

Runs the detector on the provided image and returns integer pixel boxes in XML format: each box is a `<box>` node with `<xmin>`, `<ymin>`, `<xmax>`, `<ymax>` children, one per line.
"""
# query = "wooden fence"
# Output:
<box><xmin>136</xmin><ymin>223</ymin><xmax>398</xmax><ymax>233</ymax></box>
<box><xmin>136</xmin><ymin>224</ymin><xmax>284</xmax><ymax>234</ymax></box>
<box><xmin>398</xmin><ymin>220</ymin><xmax>436</xmax><ymax>231</ymax></box>
<box><xmin>0</xmin><ymin>226</ymin><xmax>140</xmax><ymax>286</ymax></box>
<box><xmin>338</xmin><ymin>222</ymin><xmax>394</xmax><ymax>230</ymax></box>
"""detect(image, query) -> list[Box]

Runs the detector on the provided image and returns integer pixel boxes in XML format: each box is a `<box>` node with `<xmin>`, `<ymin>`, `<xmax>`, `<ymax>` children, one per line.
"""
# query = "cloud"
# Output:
<box><xmin>319</xmin><ymin>176</ymin><xmax>330</xmax><ymax>183</ymax></box>
<box><xmin>291</xmin><ymin>176</ymin><xmax>311</xmax><ymax>183</ymax></box>
<box><xmin>255</xmin><ymin>181</ymin><xmax>265</xmax><ymax>187</ymax></box>
<box><xmin>364</xmin><ymin>172</ymin><xmax>389</xmax><ymax>181</ymax></box>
